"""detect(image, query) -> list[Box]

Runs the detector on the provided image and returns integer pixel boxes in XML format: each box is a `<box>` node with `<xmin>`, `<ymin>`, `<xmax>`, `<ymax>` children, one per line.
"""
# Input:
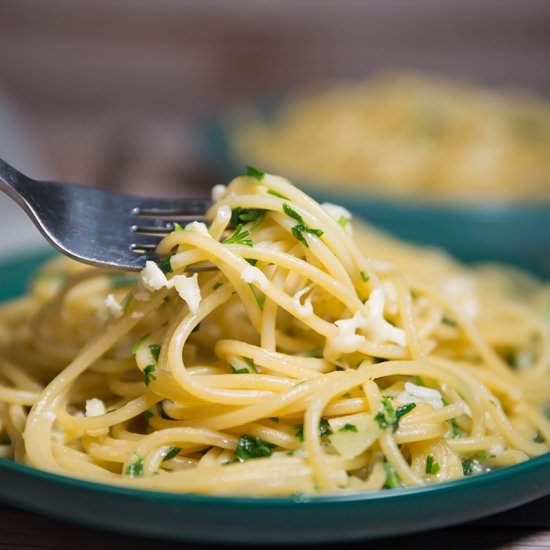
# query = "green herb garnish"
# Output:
<box><xmin>244</xmin><ymin>165</ymin><xmax>265</xmax><ymax>180</ymax></box>
<box><xmin>337</xmin><ymin>215</ymin><xmax>349</xmax><ymax>228</ymax></box>
<box><xmin>162</xmin><ymin>446</ymin><xmax>181</xmax><ymax>462</ymax></box>
<box><xmin>143</xmin><ymin>364</ymin><xmax>157</xmax><ymax>386</ymax></box>
<box><xmin>230</xmin><ymin>207</ymin><xmax>266</xmax><ymax>228</ymax></box>
<box><xmin>249</xmin><ymin>284</ymin><xmax>266</xmax><ymax>310</ymax></box>
<box><xmin>450</xmin><ymin>418</ymin><xmax>463</xmax><ymax>438</ymax></box>
<box><xmin>158</xmin><ymin>256</ymin><xmax>172</xmax><ymax>274</ymax></box>
<box><xmin>442</xmin><ymin>317</ymin><xmax>457</xmax><ymax>327</ymax></box>
<box><xmin>283</xmin><ymin>203</ymin><xmax>323</xmax><ymax>247</ymax></box>
<box><xmin>267</xmin><ymin>189</ymin><xmax>288</xmax><ymax>199</ymax></box>
<box><xmin>374</xmin><ymin>397</ymin><xmax>416</xmax><ymax>432</ymax></box>
<box><xmin>425</xmin><ymin>455</ymin><xmax>440</xmax><ymax>475</ymax></box>
<box><xmin>234</xmin><ymin>434</ymin><xmax>275</xmax><ymax>462</ymax></box>
<box><xmin>125</xmin><ymin>455</ymin><xmax>144</xmax><ymax>478</ymax></box>
<box><xmin>223</xmin><ymin>224</ymin><xmax>253</xmax><ymax>247</ymax></box>
<box><xmin>462</xmin><ymin>458</ymin><xmax>474</xmax><ymax>476</ymax></box>
<box><xmin>360</xmin><ymin>271</ymin><xmax>370</xmax><ymax>283</ymax></box>
<box><xmin>173</xmin><ymin>222</ymin><xmax>183</xmax><ymax>231</ymax></box>
<box><xmin>143</xmin><ymin>410</ymin><xmax>154</xmax><ymax>423</ymax></box>
<box><xmin>294</xmin><ymin>419</ymin><xmax>332</xmax><ymax>442</ymax></box>
<box><xmin>383</xmin><ymin>462</ymin><xmax>401</xmax><ymax>488</ymax></box>
<box><xmin>338</xmin><ymin>423</ymin><xmax>358</xmax><ymax>433</ymax></box>
<box><xmin>213</xmin><ymin>282</ymin><xmax>223</xmax><ymax>290</ymax></box>
<box><xmin>149</xmin><ymin>344</ymin><xmax>161</xmax><ymax>362</ymax></box>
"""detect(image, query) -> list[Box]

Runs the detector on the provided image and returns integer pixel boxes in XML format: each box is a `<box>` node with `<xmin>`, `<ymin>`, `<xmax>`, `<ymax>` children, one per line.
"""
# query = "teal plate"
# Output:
<box><xmin>1</xmin><ymin>250</ymin><xmax>550</xmax><ymax>544</ymax></box>
<box><xmin>197</xmin><ymin>110</ymin><xmax>550</xmax><ymax>278</ymax></box>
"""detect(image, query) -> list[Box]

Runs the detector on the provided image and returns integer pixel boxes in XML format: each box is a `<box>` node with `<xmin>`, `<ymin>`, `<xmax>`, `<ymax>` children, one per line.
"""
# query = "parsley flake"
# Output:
<box><xmin>143</xmin><ymin>364</ymin><xmax>157</xmax><ymax>386</ymax></box>
<box><xmin>223</xmin><ymin>224</ymin><xmax>253</xmax><ymax>247</ymax></box>
<box><xmin>267</xmin><ymin>189</ymin><xmax>289</xmax><ymax>199</ymax></box>
<box><xmin>149</xmin><ymin>344</ymin><xmax>161</xmax><ymax>362</ymax></box>
<box><xmin>249</xmin><ymin>284</ymin><xmax>266</xmax><ymax>310</ymax></box>
<box><xmin>360</xmin><ymin>271</ymin><xmax>370</xmax><ymax>283</ymax></box>
<box><xmin>338</xmin><ymin>423</ymin><xmax>358</xmax><ymax>433</ymax></box>
<box><xmin>158</xmin><ymin>256</ymin><xmax>172</xmax><ymax>274</ymax></box>
<box><xmin>337</xmin><ymin>215</ymin><xmax>349</xmax><ymax>228</ymax></box>
<box><xmin>462</xmin><ymin>458</ymin><xmax>474</xmax><ymax>476</ymax></box>
<box><xmin>125</xmin><ymin>455</ymin><xmax>144</xmax><ymax>478</ymax></box>
<box><xmin>244</xmin><ymin>165</ymin><xmax>265</xmax><ymax>180</ymax></box>
<box><xmin>425</xmin><ymin>455</ymin><xmax>440</xmax><ymax>475</ymax></box>
<box><xmin>234</xmin><ymin>434</ymin><xmax>275</xmax><ymax>462</ymax></box>
<box><xmin>173</xmin><ymin>222</ymin><xmax>183</xmax><ymax>231</ymax></box>
<box><xmin>374</xmin><ymin>397</ymin><xmax>416</xmax><ymax>432</ymax></box>
<box><xmin>283</xmin><ymin>203</ymin><xmax>323</xmax><ymax>247</ymax></box>
<box><xmin>162</xmin><ymin>446</ymin><xmax>182</xmax><ymax>462</ymax></box>
<box><xmin>383</xmin><ymin>462</ymin><xmax>401</xmax><ymax>488</ymax></box>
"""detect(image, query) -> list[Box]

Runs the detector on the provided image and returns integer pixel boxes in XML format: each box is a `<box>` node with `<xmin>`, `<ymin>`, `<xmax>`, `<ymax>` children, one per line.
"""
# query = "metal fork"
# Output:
<box><xmin>0</xmin><ymin>158</ymin><xmax>212</xmax><ymax>271</ymax></box>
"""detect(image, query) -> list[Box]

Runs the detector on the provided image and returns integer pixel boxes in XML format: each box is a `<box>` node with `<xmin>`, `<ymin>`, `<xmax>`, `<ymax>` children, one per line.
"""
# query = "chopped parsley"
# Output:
<box><xmin>534</xmin><ymin>431</ymin><xmax>546</xmax><ymax>443</ymax></box>
<box><xmin>249</xmin><ymin>284</ymin><xmax>266</xmax><ymax>310</ymax></box>
<box><xmin>234</xmin><ymin>434</ymin><xmax>275</xmax><ymax>462</ymax></box>
<box><xmin>450</xmin><ymin>418</ymin><xmax>463</xmax><ymax>438</ymax></box>
<box><xmin>125</xmin><ymin>455</ymin><xmax>144</xmax><ymax>478</ymax></box>
<box><xmin>230</xmin><ymin>207</ymin><xmax>266</xmax><ymax>229</ymax></box>
<box><xmin>338</xmin><ymin>423</ymin><xmax>358</xmax><ymax>433</ymax></box>
<box><xmin>158</xmin><ymin>256</ymin><xmax>172</xmax><ymax>274</ymax></box>
<box><xmin>213</xmin><ymin>282</ymin><xmax>224</xmax><ymax>290</ymax></box>
<box><xmin>442</xmin><ymin>316</ymin><xmax>457</xmax><ymax>327</ymax></box>
<box><xmin>222</xmin><ymin>224</ymin><xmax>253</xmax><ymax>247</ymax></box>
<box><xmin>295</xmin><ymin>418</ymin><xmax>332</xmax><ymax>442</ymax></box>
<box><xmin>132</xmin><ymin>334</ymin><xmax>150</xmax><ymax>354</ymax></box>
<box><xmin>383</xmin><ymin>462</ymin><xmax>401</xmax><ymax>489</ymax></box>
<box><xmin>110</xmin><ymin>275</ymin><xmax>138</xmax><ymax>289</ymax></box>
<box><xmin>231</xmin><ymin>358</ymin><xmax>257</xmax><ymax>374</ymax></box>
<box><xmin>143</xmin><ymin>364</ymin><xmax>157</xmax><ymax>386</ymax></box>
<box><xmin>149</xmin><ymin>344</ymin><xmax>161</xmax><ymax>362</ymax></box>
<box><xmin>425</xmin><ymin>455</ymin><xmax>440</xmax><ymax>475</ymax></box>
<box><xmin>244</xmin><ymin>165</ymin><xmax>265</xmax><ymax>181</ymax></box>
<box><xmin>143</xmin><ymin>410</ymin><xmax>154</xmax><ymax>423</ymax></box>
<box><xmin>267</xmin><ymin>189</ymin><xmax>289</xmax><ymax>199</ymax></box>
<box><xmin>360</xmin><ymin>271</ymin><xmax>370</xmax><ymax>283</ymax></box>
<box><xmin>374</xmin><ymin>397</ymin><xmax>416</xmax><ymax>432</ymax></box>
<box><xmin>173</xmin><ymin>222</ymin><xmax>183</xmax><ymax>231</ymax></box>
<box><xmin>462</xmin><ymin>458</ymin><xmax>474</xmax><ymax>476</ymax></box>
<box><xmin>162</xmin><ymin>446</ymin><xmax>181</xmax><ymax>462</ymax></box>
<box><xmin>282</xmin><ymin>203</ymin><xmax>323</xmax><ymax>247</ymax></box>
<box><xmin>245</xmin><ymin>258</ymin><xmax>258</xmax><ymax>266</ymax></box>
<box><xmin>337</xmin><ymin>215</ymin><xmax>349</xmax><ymax>228</ymax></box>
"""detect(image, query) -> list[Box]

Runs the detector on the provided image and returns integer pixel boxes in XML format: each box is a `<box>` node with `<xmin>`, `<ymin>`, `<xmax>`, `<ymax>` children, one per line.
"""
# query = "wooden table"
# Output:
<box><xmin>0</xmin><ymin>1</ymin><xmax>549</xmax><ymax>547</ymax></box>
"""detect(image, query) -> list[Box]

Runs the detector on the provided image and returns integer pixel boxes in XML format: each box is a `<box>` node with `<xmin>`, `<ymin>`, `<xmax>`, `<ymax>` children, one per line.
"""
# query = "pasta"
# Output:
<box><xmin>230</xmin><ymin>73</ymin><xmax>550</xmax><ymax>201</ymax></box>
<box><xmin>0</xmin><ymin>170</ymin><xmax>549</xmax><ymax>496</ymax></box>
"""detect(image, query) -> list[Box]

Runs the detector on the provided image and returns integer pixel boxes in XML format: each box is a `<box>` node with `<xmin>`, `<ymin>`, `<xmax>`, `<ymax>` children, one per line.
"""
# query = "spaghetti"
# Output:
<box><xmin>0</xmin><ymin>171</ymin><xmax>549</xmax><ymax>495</ymax></box>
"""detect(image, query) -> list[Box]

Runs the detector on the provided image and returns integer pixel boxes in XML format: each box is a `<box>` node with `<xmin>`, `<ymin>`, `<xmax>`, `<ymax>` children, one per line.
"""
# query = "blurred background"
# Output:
<box><xmin>0</xmin><ymin>0</ymin><xmax>549</xmax><ymax>268</ymax></box>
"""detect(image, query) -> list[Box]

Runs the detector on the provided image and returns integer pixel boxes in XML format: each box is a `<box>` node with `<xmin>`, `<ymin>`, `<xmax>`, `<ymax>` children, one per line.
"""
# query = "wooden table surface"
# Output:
<box><xmin>0</xmin><ymin>1</ymin><xmax>549</xmax><ymax>547</ymax></box>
